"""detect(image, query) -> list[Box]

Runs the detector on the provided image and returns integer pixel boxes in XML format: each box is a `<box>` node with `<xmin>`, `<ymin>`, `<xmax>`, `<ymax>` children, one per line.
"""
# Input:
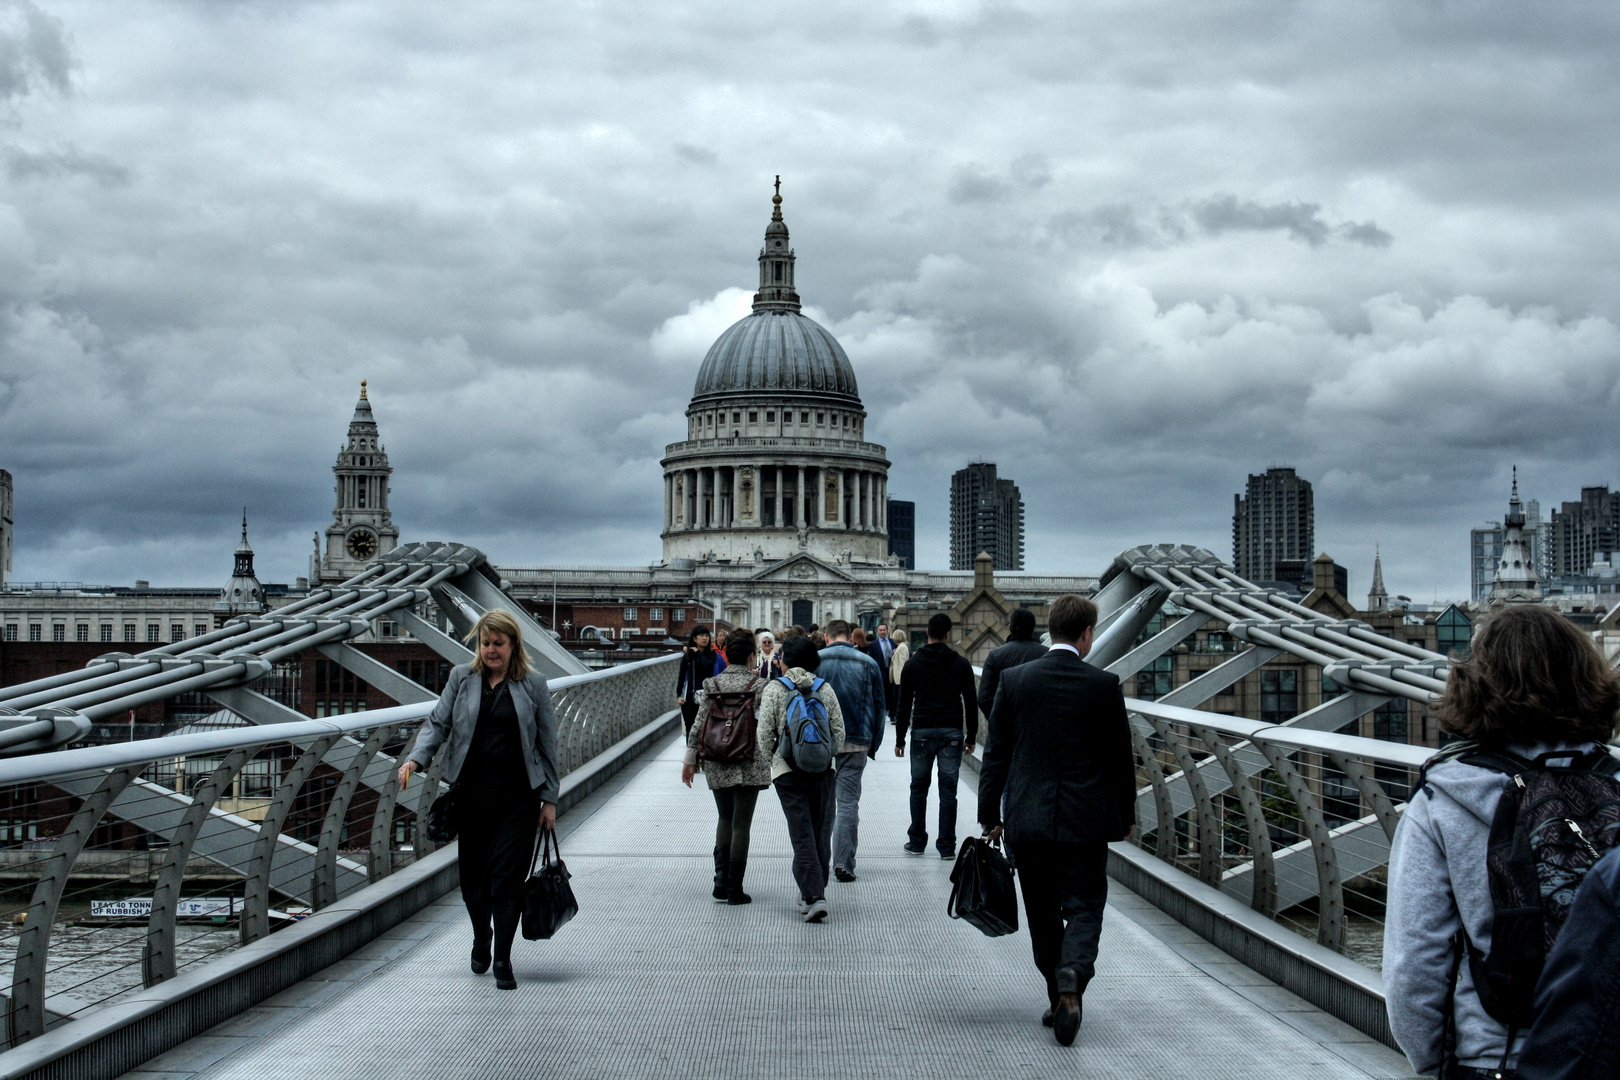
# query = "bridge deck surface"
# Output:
<box><xmin>118</xmin><ymin>733</ymin><xmax>1416</xmax><ymax>1080</ymax></box>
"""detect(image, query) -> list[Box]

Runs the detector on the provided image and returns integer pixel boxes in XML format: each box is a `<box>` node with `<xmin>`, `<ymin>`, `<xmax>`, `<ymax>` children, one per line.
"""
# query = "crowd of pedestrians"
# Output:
<box><xmin>406</xmin><ymin>593</ymin><xmax>1620</xmax><ymax>1066</ymax></box>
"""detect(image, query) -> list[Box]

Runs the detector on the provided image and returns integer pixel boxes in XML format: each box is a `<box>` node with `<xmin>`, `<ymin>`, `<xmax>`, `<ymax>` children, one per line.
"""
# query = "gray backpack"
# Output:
<box><xmin>776</xmin><ymin>676</ymin><xmax>833</xmax><ymax>773</ymax></box>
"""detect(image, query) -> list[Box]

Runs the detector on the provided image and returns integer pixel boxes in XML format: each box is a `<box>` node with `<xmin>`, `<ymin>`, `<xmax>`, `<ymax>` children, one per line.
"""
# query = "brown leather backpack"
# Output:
<box><xmin>697</xmin><ymin>676</ymin><xmax>763</xmax><ymax>763</ymax></box>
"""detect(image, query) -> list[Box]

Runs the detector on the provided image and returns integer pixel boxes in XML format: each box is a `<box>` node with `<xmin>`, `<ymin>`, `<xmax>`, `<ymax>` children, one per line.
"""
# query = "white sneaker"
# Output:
<box><xmin>804</xmin><ymin>899</ymin><xmax>828</xmax><ymax>923</ymax></box>
<box><xmin>796</xmin><ymin>897</ymin><xmax>810</xmax><ymax>914</ymax></box>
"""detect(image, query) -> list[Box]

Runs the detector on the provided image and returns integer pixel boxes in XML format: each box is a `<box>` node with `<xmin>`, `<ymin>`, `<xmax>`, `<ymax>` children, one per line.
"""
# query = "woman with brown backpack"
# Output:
<box><xmin>681</xmin><ymin>630</ymin><xmax>770</xmax><ymax>905</ymax></box>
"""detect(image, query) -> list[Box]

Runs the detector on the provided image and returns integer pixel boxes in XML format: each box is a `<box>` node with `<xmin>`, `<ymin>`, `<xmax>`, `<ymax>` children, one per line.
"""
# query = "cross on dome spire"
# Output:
<box><xmin>755</xmin><ymin>177</ymin><xmax>800</xmax><ymax>313</ymax></box>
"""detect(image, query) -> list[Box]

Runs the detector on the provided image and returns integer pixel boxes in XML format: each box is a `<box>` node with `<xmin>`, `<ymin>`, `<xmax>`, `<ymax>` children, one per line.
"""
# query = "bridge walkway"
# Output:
<box><xmin>115</xmin><ymin>733</ymin><xmax>1417</xmax><ymax>1080</ymax></box>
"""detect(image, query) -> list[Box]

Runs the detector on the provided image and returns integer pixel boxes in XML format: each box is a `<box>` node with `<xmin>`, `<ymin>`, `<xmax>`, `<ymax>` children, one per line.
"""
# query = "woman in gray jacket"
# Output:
<box><xmin>1384</xmin><ymin>606</ymin><xmax>1620</xmax><ymax>1077</ymax></box>
<box><xmin>399</xmin><ymin>609</ymin><xmax>559</xmax><ymax>990</ymax></box>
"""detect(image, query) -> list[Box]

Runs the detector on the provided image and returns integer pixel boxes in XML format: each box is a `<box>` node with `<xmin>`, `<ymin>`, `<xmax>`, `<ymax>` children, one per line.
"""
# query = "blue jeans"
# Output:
<box><xmin>907</xmin><ymin>729</ymin><xmax>962</xmax><ymax>853</ymax></box>
<box><xmin>831</xmin><ymin>750</ymin><xmax>868</xmax><ymax>873</ymax></box>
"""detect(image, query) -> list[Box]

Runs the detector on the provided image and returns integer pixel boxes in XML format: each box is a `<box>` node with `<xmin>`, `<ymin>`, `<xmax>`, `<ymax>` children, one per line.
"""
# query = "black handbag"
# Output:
<box><xmin>521</xmin><ymin>827</ymin><xmax>579</xmax><ymax>940</ymax></box>
<box><xmin>425</xmin><ymin>784</ymin><xmax>460</xmax><ymax>844</ymax></box>
<box><xmin>947</xmin><ymin>836</ymin><xmax>1019</xmax><ymax>937</ymax></box>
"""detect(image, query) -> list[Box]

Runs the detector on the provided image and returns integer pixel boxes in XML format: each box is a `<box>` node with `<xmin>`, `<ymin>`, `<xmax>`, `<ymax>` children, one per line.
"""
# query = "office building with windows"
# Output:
<box><xmin>1232</xmin><ymin>467</ymin><xmax>1314</xmax><ymax>586</ymax></box>
<box><xmin>949</xmin><ymin>463</ymin><xmax>1024</xmax><ymax>571</ymax></box>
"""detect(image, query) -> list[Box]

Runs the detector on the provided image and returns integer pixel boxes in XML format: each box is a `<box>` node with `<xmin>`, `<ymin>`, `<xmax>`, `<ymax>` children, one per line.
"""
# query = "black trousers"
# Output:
<box><xmin>458</xmin><ymin>789</ymin><xmax>539</xmax><ymax>962</ymax></box>
<box><xmin>1008</xmin><ymin>840</ymin><xmax>1109</xmax><ymax>1005</ymax></box>
<box><xmin>680</xmin><ymin>700</ymin><xmax>701</xmax><ymax>735</ymax></box>
<box><xmin>712</xmin><ymin>786</ymin><xmax>761</xmax><ymax>865</ymax></box>
<box><xmin>774</xmin><ymin>770</ymin><xmax>835</xmax><ymax>902</ymax></box>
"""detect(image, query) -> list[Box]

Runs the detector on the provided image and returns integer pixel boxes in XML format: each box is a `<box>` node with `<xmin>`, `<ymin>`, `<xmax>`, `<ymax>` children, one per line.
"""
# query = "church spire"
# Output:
<box><xmin>1366</xmin><ymin>545</ymin><xmax>1388</xmax><ymax>613</ymax></box>
<box><xmin>1492</xmin><ymin>465</ymin><xmax>1540</xmax><ymax>603</ymax></box>
<box><xmin>754</xmin><ymin>176</ymin><xmax>801</xmax><ymax>314</ymax></box>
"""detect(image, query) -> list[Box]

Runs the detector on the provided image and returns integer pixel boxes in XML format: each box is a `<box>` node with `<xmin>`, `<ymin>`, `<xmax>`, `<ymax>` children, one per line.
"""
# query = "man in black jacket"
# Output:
<box><xmin>976</xmin><ymin>608</ymin><xmax>1047</xmax><ymax>722</ymax></box>
<box><xmin>895</xmin><ymin>612</ymin><xmax>978</xmax><ymax>859</ymax></box>
<box><xmin>978</xmin><ymin>594</ymin><xmax>1135</xmax><ymax>1047</ymax></box>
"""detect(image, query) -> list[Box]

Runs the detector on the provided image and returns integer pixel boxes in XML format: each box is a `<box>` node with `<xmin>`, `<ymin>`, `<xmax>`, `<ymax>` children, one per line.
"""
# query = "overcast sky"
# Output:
<box><xmin>1</xmin><ymin>1</ymin><xmax>1616</xmax><ymax>600</ymax></box>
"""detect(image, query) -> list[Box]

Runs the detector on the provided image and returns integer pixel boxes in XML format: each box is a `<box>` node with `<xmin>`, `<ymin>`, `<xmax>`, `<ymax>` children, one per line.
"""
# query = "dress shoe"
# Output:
<box><xmin>833</xmin><ymin>867</ymin><xmax>856</xmax><ymax>882</ymax></box>
<box><xmin>492</xmin><ymin>959</ymin><xmax>517</xmax><ymax>990</ymax></box>
<box><xmin>1041</xmin><ymin>1008</ymin><xmax>1054</xmax><ymax>1027</ymax></box>
<box><xmin>902</xmin><ymin>842</ymin><xmax>927</xmax><ymax>856</ymax></box>
<box><xmin>470</xmin><ymin>940</ymin><xmax>491</xmax><ymax>975</ymax></box>
<box><xmin>1052</xmin><ymin>993</ymin><xmax>1081</xmax><ymax>1046</ymax></box>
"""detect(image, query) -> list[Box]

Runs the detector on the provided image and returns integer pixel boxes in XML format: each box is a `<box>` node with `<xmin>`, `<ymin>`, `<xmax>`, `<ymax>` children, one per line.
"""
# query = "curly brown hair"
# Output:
<box><xmin>1437</xmin><ymin>605</ymin><xmax>1620</xmax><ymax>745</ymax></box>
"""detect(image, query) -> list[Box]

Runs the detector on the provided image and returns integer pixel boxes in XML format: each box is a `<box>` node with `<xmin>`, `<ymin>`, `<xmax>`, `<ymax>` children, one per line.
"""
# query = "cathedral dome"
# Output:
<box><xmin>692</xmin><ymin>312</ymin><xmax>860</xmax><ymax>404</ymax></box>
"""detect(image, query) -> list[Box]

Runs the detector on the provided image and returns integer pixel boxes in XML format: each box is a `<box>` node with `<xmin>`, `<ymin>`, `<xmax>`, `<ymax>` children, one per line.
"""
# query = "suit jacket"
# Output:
<box><xmin>976</xmin><ymin>649</ymin><xmax>1135</xmax><ymax>845</ymax></box>
<box><xmin>975</xmin><ymin>637</ymin><xmax>1048</xmax><ymax>719</ymax></box>
<box><xmin>865</xmin><ymin>638</ymin><xmax>897</xmax><ymax>683</ymax></box>
<box><xmin>408</xmin><ymin>664</ymin><xmax>561</xmax><ymax>802</ymax></box>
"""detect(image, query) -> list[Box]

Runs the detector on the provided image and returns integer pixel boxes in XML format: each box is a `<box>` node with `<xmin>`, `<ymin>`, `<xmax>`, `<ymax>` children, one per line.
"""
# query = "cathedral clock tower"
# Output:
<box><xmin>320</xmin><ymin>380</ymin><xmax>399</xmax><ymax>583</ymax></box>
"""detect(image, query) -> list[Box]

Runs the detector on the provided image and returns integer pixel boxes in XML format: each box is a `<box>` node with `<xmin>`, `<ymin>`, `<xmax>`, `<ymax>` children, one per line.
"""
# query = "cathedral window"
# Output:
<box><xmin>99</xmin><ymin>625</ymin><xmax>112</xmax><ymax>642</ymax></box>
<box><xmin>749</xmin><ymin>411</ymin><xmax>758</xmax><ymax>423</ymax></box>
<box><xmin>195</xmin><ymin>624</ymin><xmax>207</xmax><ymax>637</ymax></box>
<box><xmin>801</xmin><ymin>411</ymin><xmax>809</xmax><ymax>423</ymax></box>
<box><xmin>28</xmin><ymin>624</ymin><xmax>40</xmax><ymax>642</ymax></box>
<box><xmin>147</xmin><ymin>624</ymin><xmax>161</xmax><ymax>642</ymax></box>
<box><xmin>774</xmin><ymin>262</ymin><xmax>783</xmax><ymax>282</ymax></box>
<box><xmin>817</xmin><ymin>412</ymin><xmax>825</xmax><ymax>424</ymax></box>
<box><xmin>123</xmin><ymin>624</ymin><xmax>136</xmax><ymax>642</ymax></box>
<box><xmin>76</xmin><ymin>624</ymin><xmax>89</xmax><ymax>642</ymax></box>
<box><xmin>766</xmin><ymin>411</ymin><xmax>775</xmax><ymax>422</ymax></box>
<box><xmin>733</xmin><ymin>411</ymin><xmax>741</xmax><ymax>423</ymax></box>
<box><xmin>50</xmin><ymin>624</ymin><xmax>63</xmax><ymax>642</ymax></box>
<box><xmin>3</xmin><ymin>624</ymin><xmax>14</xmax><ymax>641</ymax></box>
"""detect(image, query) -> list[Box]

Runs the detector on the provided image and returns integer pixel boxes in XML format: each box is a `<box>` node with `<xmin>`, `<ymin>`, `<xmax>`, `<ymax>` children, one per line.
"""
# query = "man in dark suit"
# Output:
<box><xmin>865</xmin><ymin>623</ymin><xmax>899</xmax><ymax>715</ymax></box>
<box><xmin>978</xmin><ymin>594</ymin><xmax>1135</xmax><ymax>1047</ymax></box>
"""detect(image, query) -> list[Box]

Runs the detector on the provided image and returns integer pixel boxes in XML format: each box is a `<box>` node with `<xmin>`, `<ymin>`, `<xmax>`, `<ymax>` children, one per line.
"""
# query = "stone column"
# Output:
<box><xmin>697</xmin><ymin>468</ymin><xmax>708</xmax><ymax>530</ymax></box>
<box><xmin>798</xmin><ymin>465</ymin><xmax>807</xmax><ymax>528</ymax></box>
<box><xmin>817</xmin><ymin>468</ymin><xmax>828</xmax><ymax>528</ymax></box>
<box><xmin>774</xmin><ymin>465</ymin><xmax>783</xmax><ymax>529</ymax></box>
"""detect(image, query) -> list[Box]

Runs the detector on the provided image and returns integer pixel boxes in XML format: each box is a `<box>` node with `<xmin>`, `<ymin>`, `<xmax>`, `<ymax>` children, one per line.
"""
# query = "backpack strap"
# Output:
<box><xmin>776</xmin><ymin>676</ymin><xmax>797</xmax><ymax>691</ymax></box>
<box><xmin>809</xmin><ymin>677</ymin><xmax>826</xmax><ymax>695</ymax></box>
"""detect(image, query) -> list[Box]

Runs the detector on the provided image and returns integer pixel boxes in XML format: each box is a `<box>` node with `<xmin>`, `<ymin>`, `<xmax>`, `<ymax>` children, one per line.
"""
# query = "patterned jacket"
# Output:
<box><xmin>682</xmin><ymin>667</ymin><xmax>772</xmax><ymax>789</ymax></box>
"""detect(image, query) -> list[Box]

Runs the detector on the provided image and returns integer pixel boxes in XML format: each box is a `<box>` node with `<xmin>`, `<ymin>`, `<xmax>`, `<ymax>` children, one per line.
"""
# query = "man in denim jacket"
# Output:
<box><xmin>818</xmin><ymin>620</ymin><xmax>887</xmax><ymax>882</ymax></box>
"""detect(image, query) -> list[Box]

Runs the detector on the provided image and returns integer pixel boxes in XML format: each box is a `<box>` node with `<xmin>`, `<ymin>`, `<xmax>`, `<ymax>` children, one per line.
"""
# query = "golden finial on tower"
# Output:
<box><xmin>771</xmin><ymin>175</ymin><xmax>783</xmax><ymax>221</ymax></box>
<box><xmin>360</xmin><ymin>378</ymin><xmax>368</xmax><ymax>400</ymax></box>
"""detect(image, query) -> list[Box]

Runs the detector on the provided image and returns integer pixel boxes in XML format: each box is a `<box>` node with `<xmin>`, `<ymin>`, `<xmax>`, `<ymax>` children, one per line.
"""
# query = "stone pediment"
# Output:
<box><xmin>751</xmin><ymin>553</ymin><xmax>857</xmax><ymax>583</ymax></box>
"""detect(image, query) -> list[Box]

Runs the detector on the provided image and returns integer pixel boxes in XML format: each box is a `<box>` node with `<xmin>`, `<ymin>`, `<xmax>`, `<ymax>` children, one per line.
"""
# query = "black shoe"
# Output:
<box><xmin>724</xmin><ymin>857</ymin><xmax>750</xmax><ymax>904</ymax></box>
<box><xmin>939</xmin><ymin>847</ymin><xmax>956</xmax><ymax>860</ymax></box>
<box><xmin>712</xmin><ymin>845</ymin><xmax>729</xmax><ymax>901</ymax></box>
<box><xmin>833</xmin><ymin>867</ymin><xmax>856</xmax><ymax>882</ymax></box>
<box><xmin>471</xmin><ymin>940</ymin><xmax>491</xmax><ymax>975</ymax></box>
<box><xmin>1041</xmin><ymin>1008</ymin><xmax>1054</xmax><ymax>1027</ymax></box>
<box><xmin>903</xmin><ymin>843</ymin><xmax>926</xmax><ymax>856</ymax></box>
<box><xmin>1053</xmin><ymin>993</ymin><xmax>1081</xmax><ymax>1046</ymax></box>
<box><xmin>492</xmin><ymin>959</ymin><xmax>516</xmax><ymax>990</ymax></box>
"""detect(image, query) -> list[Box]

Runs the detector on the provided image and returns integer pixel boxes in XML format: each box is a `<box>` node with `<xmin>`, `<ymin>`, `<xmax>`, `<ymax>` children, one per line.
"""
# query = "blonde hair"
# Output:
<box><xmin>463</xmin><ymin>609</ymin><xmax>533</xmax><ymax>681</ymax></box>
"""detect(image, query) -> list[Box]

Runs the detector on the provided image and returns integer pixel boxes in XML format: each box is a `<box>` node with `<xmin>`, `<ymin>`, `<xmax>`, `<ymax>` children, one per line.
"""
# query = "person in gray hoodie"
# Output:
<box><xmin>1384</xmin><ymin>606</ymin><xmax>1620</xmax><ymax>1078</ymax></box>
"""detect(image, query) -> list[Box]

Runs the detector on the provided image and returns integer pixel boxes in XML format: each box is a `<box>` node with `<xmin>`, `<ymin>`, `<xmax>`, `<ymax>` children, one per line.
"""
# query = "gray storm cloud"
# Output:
<box><xmin>0</xmin><ymin>0</ymin><xmax>1615</xmax><ymax>602</ymax></box>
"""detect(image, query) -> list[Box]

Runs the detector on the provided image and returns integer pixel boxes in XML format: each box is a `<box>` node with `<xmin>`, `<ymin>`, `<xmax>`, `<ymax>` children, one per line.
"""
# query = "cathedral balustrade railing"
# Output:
<box><xmin>663</xmin><ymin>436</ymin><xmax>889</xmax><ymax>455</ymax></box>
<box><xmin>0</xmin><ymin>651</ymin><xmax>678</xmax><ymax>1049</ymax></box>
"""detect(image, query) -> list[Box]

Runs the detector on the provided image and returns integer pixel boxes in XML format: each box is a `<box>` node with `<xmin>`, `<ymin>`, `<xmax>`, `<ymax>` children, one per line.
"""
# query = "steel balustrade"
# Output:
<box><xmin>0</xmin><ymin>650</ymin><xmax>678</xmax><ymax>1048</ymax></box>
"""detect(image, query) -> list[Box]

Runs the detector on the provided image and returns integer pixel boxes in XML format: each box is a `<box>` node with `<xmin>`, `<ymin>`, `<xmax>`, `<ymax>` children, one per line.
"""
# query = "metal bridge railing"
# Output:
<box><xmin>0</xmin><ymin>652</ymin><xmax>678</xmax><ymax>1049</ymax></box>
<box><xmin>1125</xmin><ymin>695</ymin><xmax>1431</xmax><ymax>967</ymax></box>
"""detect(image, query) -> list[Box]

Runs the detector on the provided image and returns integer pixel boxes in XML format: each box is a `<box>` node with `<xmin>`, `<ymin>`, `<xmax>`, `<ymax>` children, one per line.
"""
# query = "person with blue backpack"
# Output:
<box><xmin>1385</xmin><ymin>605</ymin><xmax>1620</xmax><ymax>1079</ymax></box>
<box><xmin>757</xmin><ymin>634</ymin><xmax>846</xmax><ymax>922</ymax></box>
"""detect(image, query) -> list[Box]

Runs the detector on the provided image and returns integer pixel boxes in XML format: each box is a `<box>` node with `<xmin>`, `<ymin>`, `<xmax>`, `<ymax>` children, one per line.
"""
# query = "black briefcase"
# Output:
<box><xmin>521</xmin><ymin>827</ymin><xmax>579</xmax><ymax>940</ymax></box>
<box><xmin>947</xmin><ymin>836</ymin><xmax>1019</xmax><ymax>937</ymax></box>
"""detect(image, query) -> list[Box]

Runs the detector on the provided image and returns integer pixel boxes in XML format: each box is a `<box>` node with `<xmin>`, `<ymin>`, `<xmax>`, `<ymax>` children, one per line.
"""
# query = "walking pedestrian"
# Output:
<box><xmin>681</xmin><ymin>630</ymin><xmax>770</xmax><ymax>905</ymax></box>
<box><xmin>756</xmin><ymin>630</ymin><xmax>785</xmax><ymax>680</ymax></box>
<box><xmin>758</xmin><ymin>635</ymin><xmax>845</xmax><ymax>922</ymax></box>
<box><xmin>977</xmin><ymin>594</ymin><xmax>1135</xmax><ymax>1045</ymax></box>
<box><xmin>399</xmin><ymin>610</ymin><xmax>559</xmax><ymax>991</ymax></box>
<box><xmin>675</xmin><ymin>625</ymin><xmax>721</xmax><ymax>735</ymax></box>
<box><xmin>1385</xmin><ymin>606</ymin><xmax>1620</xmax><ymax>1078</ymax></box>
<box><xmin>867</xmin><ymin>623</ymin><xmax>901</xmax><ymax>715</ymax></box>
<box><xmin>887</xmin><ymin>628</ymin><xmax>910</xmax><ymax>702</ymax></box>
<box><xmin>894</xmin><ymin>613</ymin><xmax>977</xmax><ymax>859</ymax></box>
<box><xmin>817</xmin><ymin>620</ymin><xmax>887</xmax><ymax>882</ymax></box>
<box><xmin>977</xmin><ymin>608</ymin><xmax>1047</xmax><ymax>722</ymax></box>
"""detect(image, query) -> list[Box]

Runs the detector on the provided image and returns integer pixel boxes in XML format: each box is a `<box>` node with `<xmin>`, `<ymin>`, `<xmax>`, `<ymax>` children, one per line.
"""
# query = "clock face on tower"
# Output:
<box><xmin>346</xmin><ymin>529</ymin><xmax>379</xmax><ymax>560</ymax></box>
